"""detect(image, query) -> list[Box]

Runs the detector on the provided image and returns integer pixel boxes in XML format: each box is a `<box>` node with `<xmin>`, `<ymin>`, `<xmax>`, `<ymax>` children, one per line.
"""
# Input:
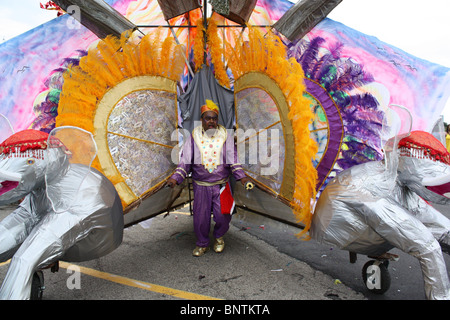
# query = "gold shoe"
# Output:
<box><xmin>193</xmin><ymin>246</ymin><xmax>209</xmax><ymax>257</ymax></box>
<box><xmin>213</xmin><ymin>237</ymin><xmax>225</xmax><ymax>253</ymax></box>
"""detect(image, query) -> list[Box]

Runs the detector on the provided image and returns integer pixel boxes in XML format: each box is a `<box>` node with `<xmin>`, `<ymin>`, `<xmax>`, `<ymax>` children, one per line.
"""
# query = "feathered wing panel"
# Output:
<box><xmin>286</xmin><ymin>18</ymin><xmax>450</xmax><ymax>189</ymax></box>
<box><xmin>226</xmin><ymin>26</ymin><xmax>318</xmax><ymax>238</ymax></box>
<box><xmin>289</xmin><ymin>36</ymin><xmax>384</xmax><ymax>190</ymax></box>
<box><xmin>56</xmin><ymin>30</ymin><xmax>185</xmax><ymax>210</ymax></box>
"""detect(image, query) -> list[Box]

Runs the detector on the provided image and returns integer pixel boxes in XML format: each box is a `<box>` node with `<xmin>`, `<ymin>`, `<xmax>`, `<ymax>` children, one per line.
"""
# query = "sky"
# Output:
<box><xmin>1</xmin><ymin>0</ymin><xmax>450</xmax><ymax>121</ymax></box>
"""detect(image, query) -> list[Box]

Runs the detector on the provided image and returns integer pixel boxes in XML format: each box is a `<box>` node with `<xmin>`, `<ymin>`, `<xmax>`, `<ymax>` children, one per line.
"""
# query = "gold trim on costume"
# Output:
<box><xmin>173</xmin><ymin>171</ymin><xmax>185</xmax><ymax>180</ymax></box>
<box><xmin>193</xmin><ymin>177</ymin><xmax>228</xmax><ymax>186</ymax></box>
<box><xmin>176</xmin><ymin>167</ymin><xmax>188</xmax><ymax>178</ymax></box>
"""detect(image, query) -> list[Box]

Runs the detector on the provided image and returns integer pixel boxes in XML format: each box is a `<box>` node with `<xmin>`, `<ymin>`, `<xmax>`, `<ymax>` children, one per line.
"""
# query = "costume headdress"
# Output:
<box><xmin>201</xmin><ymin>99</ymin><xmax>219</xmax><ymax>116</ymax></box>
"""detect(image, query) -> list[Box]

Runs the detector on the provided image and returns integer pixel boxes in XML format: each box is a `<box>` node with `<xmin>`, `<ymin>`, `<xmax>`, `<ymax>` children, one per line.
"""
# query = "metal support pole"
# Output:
<box><xmin>203</xmin><ymin>0</ymin><xmax>208</xmax><ymax>65</ymax></box>
<box><xmin>167</xmin><ymin>21</ymin><xmax>195</xmax><ymax>78</ymax></box>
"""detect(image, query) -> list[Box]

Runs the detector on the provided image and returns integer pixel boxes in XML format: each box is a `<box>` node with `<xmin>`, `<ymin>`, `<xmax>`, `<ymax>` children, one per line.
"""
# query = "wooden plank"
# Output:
<box><xmin>52</xmin><ymin>0</ymin><xmax>136</xmax><ymax>39</ymax></box>
<box><xmin>214</xmin><ymin>0</ymin><xmax>258</xmax><ymax>25</ymax></box>
<box><xmin>273</xmin><ymin>0</ymin><xmax>342</xmax><ymax>41</ymax></box>
<box><xmin>156</xmin><ymin>0</ymin><xmax>201</xmax><ymax>20</ymax></box>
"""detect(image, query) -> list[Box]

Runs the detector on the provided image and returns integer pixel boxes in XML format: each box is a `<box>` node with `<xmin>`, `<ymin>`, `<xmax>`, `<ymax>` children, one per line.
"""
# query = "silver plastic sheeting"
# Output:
<box><xmin>311</xmin><ymin>157</ymin><xmax>450</xmax><ymax>300</ymax></box>
<box><xmin>0</xmin><ymin>127</ymin><xmax>123</xmax><ymax>299</ymax></box>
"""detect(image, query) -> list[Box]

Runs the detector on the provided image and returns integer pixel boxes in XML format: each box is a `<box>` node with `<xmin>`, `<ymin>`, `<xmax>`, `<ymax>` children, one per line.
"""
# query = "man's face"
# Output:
<box><xmin>201</xmin><ymin>111</ymin><xmax>218</xmax><ymax>131</ymax></box>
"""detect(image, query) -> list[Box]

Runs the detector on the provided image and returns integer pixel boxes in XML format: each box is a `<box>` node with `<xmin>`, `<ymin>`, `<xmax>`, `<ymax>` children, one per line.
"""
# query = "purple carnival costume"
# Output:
<box><xmin>170</xmin><ymin>123</ymin><xmax>246</xmax><ymax>248</ymax></box>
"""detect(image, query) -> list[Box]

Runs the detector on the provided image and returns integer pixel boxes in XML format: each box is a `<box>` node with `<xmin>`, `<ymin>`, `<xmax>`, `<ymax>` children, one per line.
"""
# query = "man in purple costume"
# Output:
<box><xmin>167</xmin><ymin>100</ymin><xmax>250</xmax><ymax>257</ymax></box>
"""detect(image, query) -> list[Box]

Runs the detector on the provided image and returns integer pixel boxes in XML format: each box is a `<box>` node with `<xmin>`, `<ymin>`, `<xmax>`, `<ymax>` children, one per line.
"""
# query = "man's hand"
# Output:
<box><xmin>166</xmin><ymin>178</ymin><xmax>177</xmax><ymax>188</ymax></box>
<box><xmin>240</xmin><ymin>177</ymin><xmax>250</xmax><ymax>185</ymax></box>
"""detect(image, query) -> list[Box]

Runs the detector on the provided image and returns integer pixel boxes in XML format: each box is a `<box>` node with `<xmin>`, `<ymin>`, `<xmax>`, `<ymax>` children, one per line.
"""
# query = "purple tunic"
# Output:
<box><xmin>170</xmin><ymin>127</ymin><xmax>246</xmax><ymax>247</ymax></box>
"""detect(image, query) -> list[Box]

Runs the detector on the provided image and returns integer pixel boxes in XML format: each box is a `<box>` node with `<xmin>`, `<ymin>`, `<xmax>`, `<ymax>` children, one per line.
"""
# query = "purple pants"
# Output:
<box><xmin>192</xmin><ymin>182</ymin><xmax>232</xmax><ymax>247</ymax></box>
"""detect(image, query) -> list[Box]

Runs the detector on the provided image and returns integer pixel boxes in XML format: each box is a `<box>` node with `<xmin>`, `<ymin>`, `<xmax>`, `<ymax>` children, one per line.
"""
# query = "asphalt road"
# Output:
<box><xmin>0</xmin><ymin>199</ymin><xmax>449</xmax><ymax>306</ymax></box>
<box><xmin>0</xmin><ymin>203</ymin><xmax>364</xmax><ymax>304</ymax></box>
<box><xmin>236</xmin><ymin>202</ymin><xmax>450</xmax><ymax>301</ymax></box>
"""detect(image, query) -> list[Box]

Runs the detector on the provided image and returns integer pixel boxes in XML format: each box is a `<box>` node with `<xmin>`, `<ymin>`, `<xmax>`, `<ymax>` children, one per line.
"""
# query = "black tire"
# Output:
<box><xmin>30</xmin><ymin>271</ymin><xmax>44</xmax><ymax>300</ymax></box>
<box><xmin>362</xmin><ymin>260</ymin><xmax>391</xmax><ymax>294</ymax></box>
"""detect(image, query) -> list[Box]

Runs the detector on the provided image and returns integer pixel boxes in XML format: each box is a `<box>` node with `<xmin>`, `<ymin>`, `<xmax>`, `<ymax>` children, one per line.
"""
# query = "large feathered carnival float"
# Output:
<box><xmin>1</xmin><ymin>0</ymin><xmax>450</xmax><ymax>299</ymax></box>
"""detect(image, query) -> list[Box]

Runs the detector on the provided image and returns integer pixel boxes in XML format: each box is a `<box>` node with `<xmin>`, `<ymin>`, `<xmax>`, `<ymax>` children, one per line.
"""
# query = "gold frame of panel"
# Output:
<box><xmin>55</xmin><ymin>30</ymin><xmax>186</xmax><ymax>211</ymax></box>
<box><xmin>94</xmin><ymin>76</ymin><xmax>178</xmax><ymax>207</ymax></box>
<box><xmin>234</xmin><ymin>71</ymin><xmax>295</xmax><ymax>202</ymax></box>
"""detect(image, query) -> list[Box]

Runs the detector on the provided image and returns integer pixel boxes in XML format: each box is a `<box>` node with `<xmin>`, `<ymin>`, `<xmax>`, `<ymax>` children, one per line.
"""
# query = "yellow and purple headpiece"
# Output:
<box><xmin>201</xmin><ymin>99</ymin><xmax>219</xmax><ymax>116</ymax></box>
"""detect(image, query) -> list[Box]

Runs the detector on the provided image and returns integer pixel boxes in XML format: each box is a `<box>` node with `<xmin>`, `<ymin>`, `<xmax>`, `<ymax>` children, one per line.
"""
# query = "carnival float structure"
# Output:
<box><xmin>0</xmin><ymin>0</ymin><xmax>450</xmax><ymax>299</ymax></box>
